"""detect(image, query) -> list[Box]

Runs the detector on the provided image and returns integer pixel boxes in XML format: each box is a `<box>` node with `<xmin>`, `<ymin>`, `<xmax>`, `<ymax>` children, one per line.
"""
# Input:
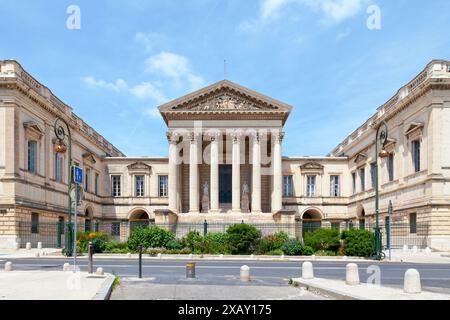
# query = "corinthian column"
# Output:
<box><xmin>271</xmin><ymin>131</ymin><xmax>284</xmax><ymax>213</ymax></box>
<box><xmin>251</xmin><ymin>132</ymin><xmax>261</xmax><ymax>213</ymax></box>
<box><xmin>167</xmin><ymin>132</ymin><xmax>179</xmax><ymax>213</ymax></box>
<box><xmin>209</xmin><ymin>131</ymin><xmax>220</xmax><ymax>213</ymax></box>
<box><xmin>231</xmin><ymin>131</ymin><xmax>241</xmax><ymax>213</ymax></box>
<box><xmin>189</xmin><ymin>132</ymin><xmax>200</xmax><ymax>213</ymax></box>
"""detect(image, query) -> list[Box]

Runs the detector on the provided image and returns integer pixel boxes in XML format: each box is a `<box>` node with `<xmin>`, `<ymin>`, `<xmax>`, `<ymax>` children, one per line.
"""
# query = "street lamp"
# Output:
<box><xmin>54</xmin><ymin>117</ymin><xmax>73</xmax><ymax>257</ymax></box>
<box><xmin>374</xmin><ymin>121</ymin><xmax>389</xmax><ymax>260</ymax></box>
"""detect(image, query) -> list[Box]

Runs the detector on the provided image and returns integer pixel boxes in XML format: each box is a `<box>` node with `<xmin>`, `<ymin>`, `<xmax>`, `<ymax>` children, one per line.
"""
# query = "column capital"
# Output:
<box><xmin>230</xmin><ymin>130</ymin><xmax>244</xmax><ymax>144</ymax></box>
<box><xmin>272</xmin><ymin>131</ymin><xmax>285</xmax><ymax>143</ymax></box>
<box><xmin>207</xmin><ymin>130</ymin><xmax>221</xmax><ymax>142</ymax></box>
<box><xmin>249</xmin><ymin>131</ymin><xmax>261</xmax><ymax>144</ymax></box>
<box><xmin>188</xmin><ymin>132</ymin><xmax>202</xmax><ymax>143</ymax></box>
<box><xmin>166</xmin><ymin>132</ymin><xmax>179</xmax><ymax>144</ymax></box>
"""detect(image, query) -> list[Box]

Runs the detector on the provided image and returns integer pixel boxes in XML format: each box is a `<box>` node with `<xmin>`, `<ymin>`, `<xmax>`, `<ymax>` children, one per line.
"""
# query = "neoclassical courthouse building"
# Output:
<box><xmin>1</xmin><ymin>59</ymin><xmax>450</xmax><ymax>250</ymax></box>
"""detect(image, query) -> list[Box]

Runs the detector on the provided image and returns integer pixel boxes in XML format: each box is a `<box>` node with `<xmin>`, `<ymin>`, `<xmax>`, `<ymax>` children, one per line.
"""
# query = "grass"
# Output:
<box><xmin>112</xmin><ymin>271</ymin><xmax>120</xmax><ymax>291</ymax></box>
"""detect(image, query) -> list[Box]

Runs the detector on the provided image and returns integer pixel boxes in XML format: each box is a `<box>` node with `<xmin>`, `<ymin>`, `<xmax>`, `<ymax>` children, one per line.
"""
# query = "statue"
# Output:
<box><xmin>201</xmin><ymin>181</ymin><xmax>210</xmax><ymax>213</ymax></box>
<box><xmin>241</xmin><ymin>181</ymin><xmax>250</xmax><ymax>213</ymax></box>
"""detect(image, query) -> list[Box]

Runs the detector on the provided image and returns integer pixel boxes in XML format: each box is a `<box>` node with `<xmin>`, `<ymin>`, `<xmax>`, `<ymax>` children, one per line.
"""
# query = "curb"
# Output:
<box><xmin>291</xmin><ymin>278</ymin><xmax>361</xmax><ymax>300</ymax></box>
<box><xmin>92</xmin><ymin>273</ymin><xmax>115</xmax><ymax>300</ymax></box>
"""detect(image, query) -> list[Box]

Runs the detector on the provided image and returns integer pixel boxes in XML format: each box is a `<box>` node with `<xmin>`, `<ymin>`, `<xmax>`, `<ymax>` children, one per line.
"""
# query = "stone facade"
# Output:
<box><xmin>1</xmin><ymin>59</ymin><xmax>450</xmax><ymax>250</ymax></box>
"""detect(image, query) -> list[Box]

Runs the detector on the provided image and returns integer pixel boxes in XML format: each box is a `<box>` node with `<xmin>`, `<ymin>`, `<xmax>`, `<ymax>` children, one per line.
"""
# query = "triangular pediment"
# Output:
<box><xmin>127</xmin><ymin>162</ymin><xmax>152</xmax><ymax>172</ymax></box>
<box><xmin>158</xmin><ymin>80</ymin><xmax>292</xmax><ymax>124</ymax></box>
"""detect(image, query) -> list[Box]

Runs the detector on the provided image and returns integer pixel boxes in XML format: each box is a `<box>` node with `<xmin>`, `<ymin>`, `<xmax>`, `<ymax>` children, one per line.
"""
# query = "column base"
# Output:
<box><xmin>208</xmin><ymin>209</ymin><xmax>221</xmax><ymax>214</ymax></box>
<box><xmin>231</xmin><ymin>209</ymin><xmax>242</xmax><ymax>214</ymax></box>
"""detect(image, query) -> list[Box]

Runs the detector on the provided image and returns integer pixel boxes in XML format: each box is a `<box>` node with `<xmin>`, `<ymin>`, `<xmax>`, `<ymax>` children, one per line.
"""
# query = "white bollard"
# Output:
<box><xmin>250</xmin><ymin>254</ymin><xmax>255</xmax><ymax>260</ymax></box>
<box><xmin>96</xmin><ymin>267</ymin><xmax>104</xmax><ymax>276</ymax></box>
<box><xmin>345</xmin><ymin>263</ymin><xmax>360</xmax><ymax>286</ymax></box>
<box><xmin>219</xmin><ymin>254</ymin><xmax>224</xmax><ymax>259</ymax></box>
<box><xmin>127</xmin><ymin>252</ymin><xmax>132</xmax><ymax>258</ymax></box>
<box><xmin>302</xmin><ymin>261</ymin><xmax>314</xmax><ymax>280</ymax></box>
<box><xmin>240</xmin><ymin>265</ymin><xmax>250</xmax><ymax>282</ymax></box>
<box><xmin>412</xmin><ymin>246</ymin><xmax>418</xmax><ymax>253</ymax></box>
<box><xmin>37</xmin><ymin>242</ymin><xmax>42</xmax><ymax>250</ymax></box>
<box><xmin>281</xmin><ymin>254</ymin><xmax>285</xmax><ymax>260</ymax></box>
<box><xmin>404</xmin><ymin>269</ymin><xmax>421</xmax><ymax>294</ymax></box>
<box><xmin>4</xmin><ymin>261</ymin><xmax>13</xmax><ymax>272</ymax></box>
<box><xmin>311</xmin><ymin>254</ymin><xmax>316</xmax><ymax>260</ymax></box>
<box><xmin>403</xmin><ymin>245</ymin><xmax>408</xmax><ymax>252</ymax></box>
<box><xmin>26</xmin><ymin>242</ymin><xmax>31</xmax><ymax>250</ymax></box>
<box><xmin>189</xmin><ymin>253</ymin><xmax>193</xmax><ymax>259</ymax></box>
<box><xmin>343</xmin><ymin>256</ymin><xmax>348</xmax><ymax>261</ymax></box>
<box><xmin>157</xmin><ymin>253</ymin><xmax>162</xmax><ymax>259</ymax></box>
<box><xmin>63</xmin><ymin>263</ymin><xmax>71</xmax><ymax>271</ymax></box>
<box><xmin>14</xmin><ymin>242</ymin><xmax>20</xmax><ymax>251</ymax></box>
<box><xmin>425</xmin><ymin>247</ymin><xmax>431</xmax><ymax>254</ymax></box>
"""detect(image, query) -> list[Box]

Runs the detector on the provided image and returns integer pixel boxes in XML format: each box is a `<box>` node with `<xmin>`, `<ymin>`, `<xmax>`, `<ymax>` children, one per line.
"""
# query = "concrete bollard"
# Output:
<box><xmin>189</xmin><ymin>253</ymin><xmax>193</xmax><ymax>259</ymax></box>
<box><xmin>26</xmin><ymin>242</ymin><xmax>31</xmax><ymax>250</ymax></box>
<box><xmin>343</xmin><ymin>256</ymin><xmax>348</xmax><ymax>261</ymax></box>
<box><xmin>281</xmin><ymin>254</ymin><xmax>285</xmax><ymax>260</ymax></box>
<box><xmin>240</xmin><ymin>265</ymin><xmax>250</xmax><ymax>282</ymax></box>
<box><xmin>311</xmin><ymin>255</ymin><xmax>316</xmax><ymax>260</ymax></box>
<box><xmin>127</xmin><ymin>252</ymin><xmax>132</xmax><ymax>258</ymax></box>
<box><xmin>63</xmin><ymin>263</ymin><xmax>71</xmax><ymax>271</ymax></box>
<box><xmin>219</xmin><ymin>254</ymin><xmax>224</xmax><ymax>259</ymax></box>
<box><xmin>4</xmin><ymin>261</ymin><xmax>13</xmax><ymax>272</ymax></box>
<box><xmin>14</xmin><ymin>242</ymin><xmax>20</xmax><ymax>251</ymax></box>
<box><xmin>404</xmin><ymin>269</ymin><xmax>421</xmax><ymax>294</ymax></box>
<box><xmin>403</xmin><ymin>245</ymin><xmax>408</xmax><ymax>252</ymax></box>
<box><xmin>302</xmin><ymin>261</ymin><xmax>314</xmax><ymax>280</ymax></box>
<box><xmin>96</xmin><ymin>267</ymin><xmax>104</xmax><ymax>276</ymax></box>
<box><xmin>37</xmin><ymin>242</ymin><xmax>42</xmax><ymax>250</ymax></box>
<box><xmin>345</xmin><ymin>263</ymin><xmax>360</xmax><ymax>286</ymax></box>
<box><xmin>425</xmin><ymin>247</ymin><xmax>431</xmax><ymax>254</ymax></box>
<box><xmin>412</xmin><ymin>246</ymin><xmax>418</xmax><ymax>253</ymax></box>
<box><xmin>250</xmin><ymin>254</ymin><xmax>255</xmax><ymax>260</ymax></box>
<box><xmin>157</xmin><ymin>253</ymin><xmax>162</xmax><ymax>259</ymax></box>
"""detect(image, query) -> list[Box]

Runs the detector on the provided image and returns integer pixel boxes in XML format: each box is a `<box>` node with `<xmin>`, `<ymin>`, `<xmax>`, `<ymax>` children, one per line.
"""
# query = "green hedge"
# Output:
<box><xmin>127</xmin><ymin>225</ymin><xmax>175</xmax><ymax>250</ymax></box>
<box><xmin>341</xmin><ymin>229</ymin><xmax>374</xmax><ymax>257</ymax></box>
<box><xmin>226</xmin><ymin>224</ymin><xmax>262</xmax><ymax>254</ymax></box>
<box><xmin>304</xmin><ymin>228</ymin><xmax>341</xmax><ymax>253</ymax></box>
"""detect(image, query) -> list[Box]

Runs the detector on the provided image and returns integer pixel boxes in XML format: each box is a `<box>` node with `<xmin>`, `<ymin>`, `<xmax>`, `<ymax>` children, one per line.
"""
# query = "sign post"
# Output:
<box><xmin>72</xmin><ymin>165</ymin><xmax>83</xmax><ymax>272</ymax></box>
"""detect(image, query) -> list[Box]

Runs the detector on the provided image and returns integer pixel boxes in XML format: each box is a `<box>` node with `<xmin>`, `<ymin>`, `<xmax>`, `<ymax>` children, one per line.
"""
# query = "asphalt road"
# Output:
<box><xmin>3</xmin><ymin>257</ymin><xmax>450</xmax><ymax>295</ymax></box>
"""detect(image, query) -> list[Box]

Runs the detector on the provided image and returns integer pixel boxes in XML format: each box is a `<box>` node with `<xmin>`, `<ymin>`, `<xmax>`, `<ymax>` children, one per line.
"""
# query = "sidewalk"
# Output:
<box><xmin>291</xmin><ymin>277</ymin><xmax>450</xmax><ymax>300</ymax></box>
<box><xmin>0</xmin><ymin>270</ymin><xmax>114</xmax><ymax>300</ymax></box>
<box><xmin>0</xmin><ymin>248</ymin><xmax>63</xmax><ymax>259</ymax></box>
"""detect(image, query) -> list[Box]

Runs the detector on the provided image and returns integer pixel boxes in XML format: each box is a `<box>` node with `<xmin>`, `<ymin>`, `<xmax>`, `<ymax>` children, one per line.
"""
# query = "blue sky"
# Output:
<box><xmin>1</xmin><ymin>0</ymin><xmax>449</xmax><ymax>157</ymax></box>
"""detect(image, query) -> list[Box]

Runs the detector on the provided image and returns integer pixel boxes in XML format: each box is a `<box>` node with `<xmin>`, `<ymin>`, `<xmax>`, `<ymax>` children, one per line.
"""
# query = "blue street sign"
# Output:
<box><xmin>73</xmin><ymin>166</ymin><xmax>83</xmax><ymax>185</ymax></box>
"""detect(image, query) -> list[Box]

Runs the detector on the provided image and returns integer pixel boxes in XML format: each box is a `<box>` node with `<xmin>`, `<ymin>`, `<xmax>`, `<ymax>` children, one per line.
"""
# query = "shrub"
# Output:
<box><xmin>301</xmin><ymin>246</ymin><xmax>315</xmax><ymax>256</ymax></box>
<box><xmin>127</xmin><ymin>226</ymin><xmax>175</xmax><ymax>251</ymax></box>
<box><xmin>200</xmin><ymin>232</ymin><xmax>230</xmax><ymax>254</ymax></box>
<box><xmin>77</xmin><ymin>231</ymin><xmax>109</xmax><ymax>252</ymax></box>
<box><xmin>104</xmin><ymin>240</ymin><xmax>129</xmax><ymax>253</ymax></box>
<box><xmin>341</xmin><ymin>229</ymin><xmax>374</xmax><ymax>257</ymax></box>
<box><xmin>259</xmin><ymin>231</ymin><xmax>289</xmax><ymax>253</ymax></box>
<box><xmin>182</xmin><ymin>230</ymin><xmax>204</xmax><ymax>251</ymax></box>
<box><xmin>315</xmin><ymin>250</ymin><xmax>337</xmax><ymax>256</ymax></box>
<box><xmin>226</xmin><ymin>224</ymin><xmax>261</xmax><ymax>254</ymax></box>
<box><xmin>266</xmin><ymin>249</ymin><xmax>284</xmax><ymax>256</ymax></box>
<box><xmin>281</xmin><ymin>239</ymin><xmax>304</xmax><ymax>256</ymax></box>
<box><xmin>165</xmin><ymin>239</ymin><xmax>184</xmax><ymax>250</ymax></box>
<box><xmin>304</xmin><ymin>228</ymin><xmax>340</xmax><ymax>253</ymax></box>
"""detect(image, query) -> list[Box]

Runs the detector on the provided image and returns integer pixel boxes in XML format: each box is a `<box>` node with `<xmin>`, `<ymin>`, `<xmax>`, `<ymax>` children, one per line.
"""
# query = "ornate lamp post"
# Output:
<box><xmin>374</xmin><ymin>121</ymin><xmax>389</xmax><ymax>260</ymax></box>
<box><xmin>54</xmin><ymin>117</ymin><xmax>73</xmax><ymax>257</ymax></box>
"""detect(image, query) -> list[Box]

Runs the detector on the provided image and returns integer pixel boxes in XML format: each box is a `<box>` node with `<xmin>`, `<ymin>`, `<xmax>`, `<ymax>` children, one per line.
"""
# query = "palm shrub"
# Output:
<box><xmin>226</xmin><ymin>224</ymin><xmax>261</xmax><ymax>254</ymax></box>
<box><xmin>127</xmin><ymin>226</ymin><xmax>175</xmax><ymax>251</ymax></box>
<box><xmin>341</xmin><ymin>229</ymin><xmax>374</xmax><ymax>257</ymax></box>
<box><xmin>304</xmin><ymin>228</ymin><xmax>340</xmax><ymax>253</ymax></box>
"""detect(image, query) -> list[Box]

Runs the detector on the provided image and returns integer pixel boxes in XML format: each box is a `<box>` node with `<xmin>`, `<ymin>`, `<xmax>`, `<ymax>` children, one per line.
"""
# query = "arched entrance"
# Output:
<box><xmin>129</xmin><ymin>209</ymin><xmax>152</xmax><ymax>231</ymax></box>
<box><xmin>302</xmin><ymin>208</ymin><xmax>322</xmax><ymax>235</ymax></box>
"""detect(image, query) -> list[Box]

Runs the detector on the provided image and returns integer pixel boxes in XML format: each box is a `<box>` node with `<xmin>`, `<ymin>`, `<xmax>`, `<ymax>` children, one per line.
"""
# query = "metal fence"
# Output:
<box><xmin>15</xmin><ymin>219</ymin><xmax>434</xmax><ymax>250</ymax></box>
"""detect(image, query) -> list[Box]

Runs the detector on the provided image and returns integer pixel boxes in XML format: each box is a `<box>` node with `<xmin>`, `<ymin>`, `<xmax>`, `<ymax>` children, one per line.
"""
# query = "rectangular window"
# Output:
<box><xmin>283</xmin><ymin>175</ymin><xmax>293</xmax><ymax>197</ymax></box>
<box><xmin>28</xmin><ymin>140</ymin><xmax>37</xmax><ymax>173</ymax></box>
<box><xmin>55</xmin><ymin>153</ymin><xmax>63</xmax><ymax>182</ymax></box>
<box><xmin>111</xmin><ymin>222</ymin><xmax>120</xmax><ymax>236</ymax></box>
<box><xmin>85</xmin><ymin>219</ymin><xmax>91</xmax><ymax>232</ymax></box>
<box><xmin>410</xmin><ymin>212</ymin><xmax>417</xmax><ymax>234</ymax></box>
<box><xmin>306</xmin><ymin>175</ymin><xmax>316</xmax><ymax>197</ymax></box>
<box><xmin>412</xmin><ymin>140</ymin><xmax>421</xmax><ymax>173</ymax></box>
<box><xmin>85</xmin><ymin>168</ymin><xmax>90</xmax><ymax>193</ymax></box>
<box><xmin>359</xmin><ymin>167</ymin><xmax>365</xmax><ymax>192</ymax></box>
<box><xmin>370</xmin><ymin>163</ymin><xmax>376</xmax><ymax>189</ymax></box>
<box><xmin>330</xmin><ymin>175</ymin><xmax>340</xmax><ymax>197</ymax></box>
<box><xmin>31</xmin><ymin>213</ymin><xmax>39</xmax><ymax>234</ymax></box>
<box><xmin>159</xmin><ymin>175</ymin><xmax>168</xmax><ymax>197</ymax></box>
<box><xmin>111</xmin><ymin>175</ymin><xmax>121</xmax><ymax>197</ymax></box>
<box><xmin>387</xmin><ymin>154</ymin><xmax>394</xmax><ymax>182</ymax></box>
<box><xmin>94</xmin><ymin>173</ymin><xmax>99</xmax><ymax>195</ymax></box>
<box><xmin>352</xmin><ymin>172</ymin><xmax>356</xmax><ymax>194</ymax></box>
<box><xmin>135</xmin><ymin>175</ymin><xmax>145</xmax><ymax>197</ymax></box>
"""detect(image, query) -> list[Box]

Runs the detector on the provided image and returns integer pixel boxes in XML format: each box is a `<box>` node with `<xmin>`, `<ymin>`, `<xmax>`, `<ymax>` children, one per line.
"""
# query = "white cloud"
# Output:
<box><xmin>145</xmin><ymin>51</ymin><xmax>205</xmax><ymax>90</ymax></box>
<box><xmin>83</xmin><ymin>76</ymin><xmax>167</xmax><ymax>104</ymax></box>
<box><xmin>238</xmin><ymin>0</ymin><xmax>365</xmax><ymax>32</ymax></box>
<box><xmin>135</xmin><ymin>32</ymin><xmax>166</xmax><ymax>53</ymax></box>
<box><xmin>336</xmin><ymin>27</ymin><xmax>352</xmax><ymax>41</ymax></box>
